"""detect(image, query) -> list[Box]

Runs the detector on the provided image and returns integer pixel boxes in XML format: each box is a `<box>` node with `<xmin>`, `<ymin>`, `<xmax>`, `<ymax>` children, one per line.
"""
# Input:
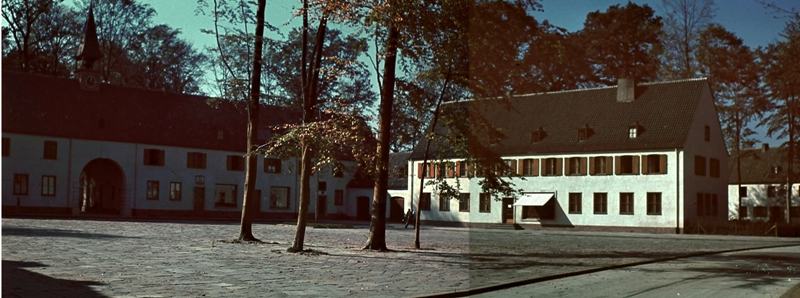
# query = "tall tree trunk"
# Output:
<box><xmin>289</xmin><ymin>13</ymin><xmax>328</xmax><ymax>253</ymax></box>
<box><xmin>414</xmin><ymin>77</ymin><xmax>451</xmax><ymax>249</ymax></box>
<box><xmin>735</xmin><ymin>111</ymin><xmax>743</xmax><ymax>220</ymax></box>
<box><xmin>364</xmin><ymin>24</ymin><xmax>399</xmax><ymax>251</ymax></box>
<box><xmin>238</xmin><ymin>0</ymin><xmax>267</xmax><ymax>242</ymax></box>
<box><xmin>787</xmin><ymin>95</ymin><xmax>794</xmax><ymax>224</ymax></box>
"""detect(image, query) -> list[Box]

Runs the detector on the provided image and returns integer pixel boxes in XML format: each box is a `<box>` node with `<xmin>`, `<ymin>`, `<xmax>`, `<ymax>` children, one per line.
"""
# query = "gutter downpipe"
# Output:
<box><xmin>67</xmin><ymin>138</ymin><xmax>73</xmax><ymax>215</ymax></box>
<box><xmin>676</xmin><ymin>148</ymin><xmax>681</xmax><ymax>234</ymax></box>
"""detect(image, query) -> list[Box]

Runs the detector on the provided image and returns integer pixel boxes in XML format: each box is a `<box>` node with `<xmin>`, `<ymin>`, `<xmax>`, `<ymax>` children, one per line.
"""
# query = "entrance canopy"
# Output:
<box><xmin>513</xmin><ymin>193</ymin><xmax>554</xmax><ymax>206</ymax></box>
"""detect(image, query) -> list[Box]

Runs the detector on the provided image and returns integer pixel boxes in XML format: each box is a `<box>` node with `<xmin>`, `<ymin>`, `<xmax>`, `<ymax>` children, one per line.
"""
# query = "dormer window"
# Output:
<box><xmin>531</xmin><ymin>127</ymin><xmax>546</xmax><ymax>143</ymax></box>
<box><xmin>628</xmin><ymin>122</ymin><xmax>643</xmax><ymax>139</ymax></box>
<box><xmin>577</xmin><ymin>124</ymin><xmax>593</xmax><ymax>141</ymax></box>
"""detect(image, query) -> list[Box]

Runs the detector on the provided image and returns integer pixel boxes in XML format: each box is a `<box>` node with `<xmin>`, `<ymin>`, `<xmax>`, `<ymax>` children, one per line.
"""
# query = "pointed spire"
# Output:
<box><xmin>76</xmin><ymin>3</ymin><xmax>101</xmax><ymax>70</ymax></box>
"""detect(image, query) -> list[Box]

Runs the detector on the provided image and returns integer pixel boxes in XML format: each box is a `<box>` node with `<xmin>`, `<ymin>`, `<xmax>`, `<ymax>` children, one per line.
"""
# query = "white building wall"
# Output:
<box><xmin>407</xmin><ymin>150</ymin><xmax>681</xmax><ymax>228</ymax></box>
<box><xmin>727</xmin><ymin>183</ymin><xmax>800</xmax><ymax>220</ymax></box>
<box><xmin>3</xmin><ymin>133</ymin><xmax>356</xmax><ymax>217</ymax></box>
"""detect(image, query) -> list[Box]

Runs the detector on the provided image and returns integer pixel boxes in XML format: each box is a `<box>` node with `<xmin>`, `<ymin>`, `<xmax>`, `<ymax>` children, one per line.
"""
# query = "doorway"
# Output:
<box><xmin>502</xmin><ymin>197</ymin><xmax>515</xmax><ymax>224</ymax></box>
<box><xmin>317</xmin><ymin>195</ymin><xmax>327</xmax><ymax>220</ymax></box>
<box><xmin>193</xmin><ymin>187</ymin><xmax>205</xmax><ymax>214</ymax></box>
<box><xmin>79</xmin><ymin>158</ymin><xmax>125</xmax><ymax>215</ymax></box>
<box><xmin>389</xmin><ymin>197</ymin><xmax>404</xmax><ymax>222</ymax></box>
<box><xmin>357</xmin><ymin>196</ymin><xmax>370</xmax><ymax>221</ymax></box>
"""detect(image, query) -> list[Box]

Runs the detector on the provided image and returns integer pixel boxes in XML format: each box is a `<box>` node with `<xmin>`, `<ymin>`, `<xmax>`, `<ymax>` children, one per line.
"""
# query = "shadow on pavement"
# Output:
<box><xmin>2</xmin><ymin>226</ymin><xmax>137</xmax><ymax>239</ymax></box>
<box><xmin>2</xmin><ymin>260</ymin><xmax>107</xmax><ymax>298</ymax></box>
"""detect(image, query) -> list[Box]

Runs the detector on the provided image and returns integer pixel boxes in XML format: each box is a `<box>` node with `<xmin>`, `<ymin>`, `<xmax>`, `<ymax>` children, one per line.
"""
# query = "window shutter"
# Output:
<box><xmin>532</xmin><ymin>159</ymin><xmax>539</xmax><ymax>176</ymax></box>
<box><xmin>580</xmin><ymin>157</ymin><xmax>587</xmax><ymax>175</ymax></box>
<box><xmin>604</xmin><ymin>157</ymin><xmax>613</xmax><ymax>174</ymax></box>
<box><xmin>455</xmin><ymin>161</ymin><xmax>462</xmax><ymax>177</ymax></box>
<box><xmin>517</xmin><ymin>160</ymin><xmax>525</xmax><ymax>176</ymax></box>
<box><xmin>632</xmin><ymin>156</ymin><xmax>640</xmax><ymax>174</ymax></box>
<box><xmin>446</xmin><ymin>162</ymin><xmax>455</xmax><ymax>178</ymax></box>
<box><xmin>642</xmin><ymin>155</ymin><xmax>649</xmax><ymax>174</ymax></box>
<box><xmin>509</xmin><ymin>160</ymin><xmax>518</xmax><ymax>175</ymax></box>
<box><xmin>417</xmin><ymin>163</ymin><xmax>424</xmax><ymax>177</ymax></box>
<box><xmin>428</xmin><ymin>163</ymin><xmax>435</xmax><ymax>178</ymax></box>
<box><xmin>614</xmin><ymin>156</ymin><xmax>621</xmax><ymax>175</ymax></box>
<box><xmin>589</xmin><ymin>157</ymin><xmax>596</xmax><ymax>175</ymax></box>
<box><xmin>556</xmin><ymin>158</ymin><xmax>563</xmax><ymax>176</ymax></box>
<box><xmin>659</xmin><ymin>155</ymin><xmax>667</xmax><ymax>174</ymax></box>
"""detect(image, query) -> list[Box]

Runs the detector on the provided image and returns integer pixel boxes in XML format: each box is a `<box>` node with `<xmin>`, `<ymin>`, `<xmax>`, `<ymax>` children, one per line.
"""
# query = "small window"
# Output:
<box><xmin>753</xmin><ymin>206</ymin><xmax>767</xmax><ymax>217</ymax></box>
<box><xmin>619</xmin><ymin>192</ymin><xmax>634</xmax><ymax>215</ymax></box>
<box><xmin>616</xmin><ymin>155</ymin><xmax>639</xmax><ymax>175</ymax></box>
<box><xmin>187</xmin><ymin>152</ymin><xmax>207</xmax><ymax>169</ymax></box>
<box><xmin>456</xmin><ymin>161</ymin><xmax>468</xmax><ymax>177</ymax></box>
<box><xmin>264</xmin><ymin>158</ymin><xmax>281</xmax><ymax>174</ymax></box>
<box><xmin>767</xmin><ymin>186</ymin><xmax>777</xmax><ymax>198</ymax></box>
<box><xmin>226</xmin><ymin>155</ymin><xmax>244</xmax><ymax>171</ymax></box>
<box><xmin>531</xmin><ymin>127</ymin><xmax>546</xmax><ymax>143</ymax></box>
<box><xmin>43</xmin><ymin>140</ymin><xmax>57</xmax><ymax>160</ymax></box>
<box><xmin>543</xmin><ymin>158</ymin><xmax>562</xmax><ymax>176</ymax></box>
<box><xmin>479</xmin><ymin>193</ymin><xmax>491</xmax><ymax>213</ymax></box>
<box><xmin>739</xmin><ymin>186</ymin><xmax>747</xmax><ymax>198</ymax></box>
<box><xmin>13</xmin><ymin>174</ymin><xmax>29</xmax><ymax>195</ymax></box>
<box><xmin>577</xmin><ymin>125</ymin><xmax>593</xmax><ymax>141</ymax></box>
<box><xmin>2</xmin><ymin>137</ymin><xmax>9</xmax><ymax>156</ymax></box>
<box><xmin>417</xmin><ymin>163</ymin><xmax>430</xmax><ymax>178</ymax></box>
<box><xmin>696</xmin><ymin>193</ymin><xmax>718</xmax><ymax>216</ymax></box>
<box><xmin>520</xmin><ymin>159</ymin><xmax>538</xmax><ymax>176</ymax></box>
<box><xmin>147</xmin><ymin>180</ymin><xmax>160</xmax><ymax>200</ymax></box>
<box><xmin>566</xmin><ymin>157</ymin><xmax>585</xmax><ymax>176</ymax></box>
<box><xmin>590</xmin><ymin>156</ymin><xmax>613</xmax><ymax>175</ymax></box>
<box><xmin>439</xmin><ymin>194</ymin><xmax>450</xmax><ymax>211</ymax></box>
<box><xmin>709</xmin><ymin>158</ymin><xmax>720</xmax><ymax>178</ymax></box>
<box><xmin>522</xmin><ymin>206</ymin><xmax>539</xmax><ymax>219</ymax></box>
<box><xmin>41</xmin><ymin>175</ymin><xmax>56</xmax><ymax>197</ymax></box>
<box><xmin>739</xmin><ymin>206</ymin><xmax>748</xmax><ymax>218</ymax></box>
<box><xmin>270</xmin><ymin>186</ymin><xmax>290</xmax><ymax>209</ymax></box>
<box><xmin>704</xmin><ymin>125</ymin><xmax>710</xmax><ymax>141</ymax></box>
<box><xmin>144</xmin><ymin>149</ymin><xmax>165</xmax><ymax>166</ymax></box>
<box><xmin>215</xmin><ymin>184</ymin><xmax>238</xmax><ymax>207</ymax></box>
<box><xmin>420</xmin><ymin>193</ymin><xmax>431</xmax><ymax>211</ymax></box>
<box><xmin>643</xmin><ymin>154</ymin><xmax>667</xmax><ymax>175</ymax></box>
<box><xmin>694</xmin><ymin>155</ymin><xmax>706</xmax><ymax>176</ymax></box>
<box><xmin>318</xmin><ymin>181</ymin><xmax>327</xmax><ymax>192</ymax></box>
<box><xmin>459</xmin><ymin>193</ymin><xmax>470</xmax><ymax>212</ymax></box>
<box><xmin>333</xmin><ymin>167</ymin><xmax>343</xmax><ymax>177</ymax></box>
<box><xmin>568</xmin><ymin>193</ymin><xmax>582</xmax><ymax>214</ymax></box>
<box><xmin>593</xmin><ymin>193</ymin><xmax>607</xmax><ymax>214</ymax></box>
<box><xmin>647</xmin><ymin>192</ymin><xmax>661</xmax><ymax>215</ymax></box>
<box><xmin>170</xmin><ymin>182</ymin><xmax>182</xmax><ymax>201</ymax></box>
<box><xmin>334</xmin><ymin>190</ymin><xmax>344</xmax><ymax>206</ymax></box>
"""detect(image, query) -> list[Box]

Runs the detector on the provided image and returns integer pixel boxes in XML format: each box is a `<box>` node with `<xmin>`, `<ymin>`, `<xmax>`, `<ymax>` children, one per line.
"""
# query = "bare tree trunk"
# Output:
<box><xmin>289</xmin><ymin>11</ymin><xmax>328</xmax><ymax>253</ymax></box>
<box><xmin>238</xmin><ymin>0</ymin><xmax>267</xmax><ymax>242</ymax></box>
<box><xmin>364</xmin><ymin>24</ymin><xmax>399</xmax><ymax>251</ymax></box>
<box><xmin>735</xmin><ymin>112</ymin><xmax>743</xmax><ymax>220</ymax></box>
<box><xmin>414</xmin><ymin>77</ymin><xmax>451</xmax><ymax>249</ymax></box>
<box><xmin>787</xmin><ymin>95</ymin><xmax>794</xmax><ymax>224</ymax></box>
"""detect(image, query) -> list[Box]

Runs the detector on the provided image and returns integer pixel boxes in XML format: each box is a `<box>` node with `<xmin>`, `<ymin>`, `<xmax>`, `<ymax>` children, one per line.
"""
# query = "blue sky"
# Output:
<box><xmin>141</xmin><ymin>0</ymin><xmax>797</xmax><ymax>146</ymax></box>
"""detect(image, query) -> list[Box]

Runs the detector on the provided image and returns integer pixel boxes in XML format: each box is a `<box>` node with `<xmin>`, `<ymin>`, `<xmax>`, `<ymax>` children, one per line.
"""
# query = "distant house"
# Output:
<box><xmin>727</xmin><ymin>145</ymin><xmax>800</xmax><ymax>222</ymax></box>
<box><xmin>405</xmin><ymin>78</ymin><xmax>729</xmax><ymax>232</ymax></box>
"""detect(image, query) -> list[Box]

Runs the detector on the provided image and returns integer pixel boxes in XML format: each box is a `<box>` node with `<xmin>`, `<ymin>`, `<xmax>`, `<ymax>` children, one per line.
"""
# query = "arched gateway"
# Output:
<box><xmin>79</xmin><ymin>158</ymin><xmax>125</xmax><ymax>214</ymax></box>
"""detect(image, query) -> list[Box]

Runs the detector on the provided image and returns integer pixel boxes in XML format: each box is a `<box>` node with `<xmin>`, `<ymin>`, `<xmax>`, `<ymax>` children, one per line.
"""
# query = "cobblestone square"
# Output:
<box><xmin>3</xmin><ymin>218</ymin><xmax>799</xmax><ymax>297</ymax></box>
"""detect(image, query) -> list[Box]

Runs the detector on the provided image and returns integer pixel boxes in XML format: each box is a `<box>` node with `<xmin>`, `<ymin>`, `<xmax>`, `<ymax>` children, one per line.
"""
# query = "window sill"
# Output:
<box><xmin>647</xmin><ymin>213</ymin><xmax>662</xmax><ymax>216</ymax></box>
<box><xmin>593</xmin><ymin>212</ymin><xmax>607</xmax><ymax>215</ymax></box>
<box><xmin>620</xmin><ymin>213</ymin><xmax>634</xmax><ymax>215</ymax></box>
<box><xmin>644</xmin><ymin>173</ymin><xmax>667</xmax><ymax>175</ymax></box>
<box><xmin>146</xmin><ymin>198</ymin><xmax>159</xmax><ymax>201</ymax></box>
<box><xmin>568</xmin><ymin>212</ymin><xmax>582</xmax><ymax>214</ymax></box>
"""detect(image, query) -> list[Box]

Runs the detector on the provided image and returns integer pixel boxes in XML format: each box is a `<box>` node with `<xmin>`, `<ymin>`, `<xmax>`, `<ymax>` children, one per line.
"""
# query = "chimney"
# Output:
<box><xmin>616</xmin><ymin>78</ymin><xmax>635</xmax><ymax>103</ymax></box>
<box><xmin>762</xmin><ymin>143</ymin><xmax>770</xmax><ymax>152</ymax></box>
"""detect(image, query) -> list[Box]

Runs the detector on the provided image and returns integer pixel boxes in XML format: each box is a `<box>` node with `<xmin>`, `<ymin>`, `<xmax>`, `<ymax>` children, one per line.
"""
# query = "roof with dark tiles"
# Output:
<box><xmin>729</xmin><ymin>147</ymin><xmax>800</xmax><ymax>184</ymax></box>
<box><xmin>410</xmin><ymin>78</ymin><xmax>710</xmax><ymax>160</ymax></box>
<box><xmin>2</xmin><ymin>71</ymin><xmax>301</xmax><ymax>152</ymax></box>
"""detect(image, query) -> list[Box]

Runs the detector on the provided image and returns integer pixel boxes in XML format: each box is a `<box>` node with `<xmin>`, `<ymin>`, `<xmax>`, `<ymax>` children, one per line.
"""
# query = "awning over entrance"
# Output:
<box><xmin>513</xmin><ymin>193</ymin><xmax>554</xmax><ymax>206</ymax></box>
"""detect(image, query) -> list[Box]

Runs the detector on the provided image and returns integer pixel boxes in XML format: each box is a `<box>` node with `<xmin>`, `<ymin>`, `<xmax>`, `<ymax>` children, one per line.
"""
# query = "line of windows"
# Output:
<box><xmin>417</xmin><ymin>154</ymin><xmax>669</xmax><ymax>178</ymax></box>
<box><xmin>419</xmin><ymin>191</ymin><xmax>664</xmax><ymax>216</ymax></box>
<box><xmin>145</xmin><ymin>149</ymin><xmax>286</xmax><ymax>174</ymax></box>
<box><xmin>694</xmin><ymin>155</ymin><xmax>720</xmax><ymax>178</ymax></box>
<box><xmin>12</xmin><ymin>174</ymin><xmax>57</xmax><ymax>197</ymax></box>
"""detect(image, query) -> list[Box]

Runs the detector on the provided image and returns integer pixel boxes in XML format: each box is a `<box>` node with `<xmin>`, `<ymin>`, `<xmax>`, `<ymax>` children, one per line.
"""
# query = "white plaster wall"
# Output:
<box><xmin>3</xmin><ymin>133</ymin><xmax>358</xmax><ymax>217</ymax></box>
<box><xmin>407</xmin><ymin>150</ymin><xmax>681</xmax><ymax>228</ymax></box>
<box><xmin>727</xmin><ymin>183</ymin><xmax>800</xmax><ymax>220</ymax></box>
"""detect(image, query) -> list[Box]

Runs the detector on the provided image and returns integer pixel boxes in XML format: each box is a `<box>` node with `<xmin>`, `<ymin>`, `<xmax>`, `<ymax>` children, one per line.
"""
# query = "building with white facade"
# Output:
<box><xmin>1</xmin><ymin>71</ymin><xmax>380</xmax><ymax>220</ymax></box>
<box><xmin>727</xmin><ymin>145</ymin><xmax>800</xmax><ymax>222</ymax></box>
<box><xmin>405</xmin><ymin>78</ymin><xmax>729</xmax><ymax>232</ymax></box>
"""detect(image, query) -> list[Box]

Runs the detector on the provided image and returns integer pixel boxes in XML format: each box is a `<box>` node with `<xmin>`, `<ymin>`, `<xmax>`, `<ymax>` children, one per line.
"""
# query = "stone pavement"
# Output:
<box><xmin>478</xmin><ymin>245</ymin><xmax>800</xmax><ymax>298</ymax></box>
<box><xmin>2</xmin><ymin>218</ymin><xmax>800</xmax><ymax>297</ymax></box>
